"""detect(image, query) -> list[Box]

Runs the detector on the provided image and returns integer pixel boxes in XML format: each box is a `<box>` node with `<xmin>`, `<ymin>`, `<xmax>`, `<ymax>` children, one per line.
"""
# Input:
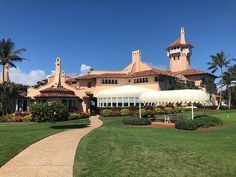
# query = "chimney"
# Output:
<box><xmin>132</xmin><ymin>50</ymin><xmax>141</xmax><ymax>72</ymax></box>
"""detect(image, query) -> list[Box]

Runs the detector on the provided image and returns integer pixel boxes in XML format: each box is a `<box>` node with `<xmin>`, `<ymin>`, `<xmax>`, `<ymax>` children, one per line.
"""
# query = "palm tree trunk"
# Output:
<box><xmin>217</xmin><ymin>69</ymin><xmax>223</xmax><ymax>110</ymax></box>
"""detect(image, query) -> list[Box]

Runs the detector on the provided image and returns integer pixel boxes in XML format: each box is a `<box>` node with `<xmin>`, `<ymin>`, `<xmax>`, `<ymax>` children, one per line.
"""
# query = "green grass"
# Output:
<box><xmin>74</xmin><ymin>110</ymin><xmax>236</xmax><ymax>177</ymax></box>
<box><xmin>0</xmin><ymin>118</ymin><xmax>89</xmax><ymax>167</ymax></box>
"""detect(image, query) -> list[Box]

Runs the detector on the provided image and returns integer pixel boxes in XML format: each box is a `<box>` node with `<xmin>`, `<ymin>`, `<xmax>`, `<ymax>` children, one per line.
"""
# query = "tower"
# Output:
<box><xmin>166</xmin><ymin>27</ymin><xmax>193</xmax><ymax>72</ymax></box>
<box><xmin>132</xmin><ymin>50</ymin><xmax>141</xmax><ymax>72</ymax></box>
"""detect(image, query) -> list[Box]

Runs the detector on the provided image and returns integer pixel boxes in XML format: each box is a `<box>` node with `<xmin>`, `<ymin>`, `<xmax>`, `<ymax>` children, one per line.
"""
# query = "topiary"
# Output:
<box><xmin>121</xmin><ymin>108</ymin><xmax>129</xmax><ymax>116</ymax></box>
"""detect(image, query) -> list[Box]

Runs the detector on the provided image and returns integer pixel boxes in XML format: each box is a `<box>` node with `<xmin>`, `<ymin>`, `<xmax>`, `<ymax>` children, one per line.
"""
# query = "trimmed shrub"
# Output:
<box><xmin>111</xmin><ymin>108</ymin><xmax>121</xmax><ymax>116</ymax></box>
<box><xmin>164</xmin><ymin>107</ymin><xmax>174</xmax><ymax>114</ymax></box>
<box><xmin>122</xmin><ymin>117</ymin><xmax>151</xmax><ymax>125</ymax></box>
<box><xmin>175</xmin><ymin>119</ymin><xmax>200</xmax><ymax>130</ymax></box>
<box><xmin>79</xmin><ymin>112</ymin><xmax>90</xmax><ymax>118</ymax></box>
<box><xmin>69</xmin><ymin>113</ymin><xmax>81</xmax><ymax>120</ymax></box>
<box><xmin>30</xmin><ymin>102</ymin><xmax>69</xmax><ymax>122</ymax></box>
<box><xmin>175</xmin><ymin>107</ymin><xmax>183</xmax><ymax>113</ymax></box>
<box><xmin>121</xmin><ymin>108</ymin><xmax>129</xmax><ymax>116</ymax></box>
<box><xmin>146</xmin><ymin>109</ymin><xmax>155</xmax><ymax>116</ymax></box>
<box><xmin>154</xmin><ymin>107</ymin><xmax>163</xmax><ymax>114</ymax></box>
<box><xmin>195</xmin><ymin>115</ymin><xmax>223</xmax><ymax>128</ymax></box>
<box><xmin>100</xmin><ymin>109</ymin><xmax>112</xmax><ymax>117</ymax></box>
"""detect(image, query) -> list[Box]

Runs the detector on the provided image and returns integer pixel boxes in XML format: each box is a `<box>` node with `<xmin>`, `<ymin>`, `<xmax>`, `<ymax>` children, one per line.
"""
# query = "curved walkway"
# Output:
<box><xmin>0</xmin><ymin>115</ymin><xmax>102</xmax><ymax>177</ymax></box>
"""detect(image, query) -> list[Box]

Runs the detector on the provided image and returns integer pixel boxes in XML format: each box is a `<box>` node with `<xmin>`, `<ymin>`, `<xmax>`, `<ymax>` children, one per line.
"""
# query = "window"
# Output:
<box><xmin>115</xmin><ymin>80</ymin><xmax>118</xmax><ymax>84</ymax></box>
<box><xmin>87</xmin><ymin>82</ymin><xmax>92</xmax><ymax>88</ymax></box>
<box><xmin>108</xmin><ymin>80</ymin><xmax>111</xmax><ymax>84</ymax></box>
<box><xmin>112</xmin><ymin>80</ymin><xmax>114</xmax><ymax>84</ymax></box>
<box><xmin>102</xmin><ymin>79</ymin><xmax>104</xmax><ymax>84</ymax></box>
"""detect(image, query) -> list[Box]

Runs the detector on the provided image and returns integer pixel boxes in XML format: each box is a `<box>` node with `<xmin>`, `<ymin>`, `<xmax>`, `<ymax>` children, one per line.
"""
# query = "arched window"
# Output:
<box><xmin>143</xmin><ymin>78</ymin><xmax>145</xmax><ymax>82</ymax></box>
<box><xmin>108</xmin><ymin>80</ymin><xmax>111</xmax><ymax>84</ymax></box>
<box><xmin>145</xmin><ymin>78</ymin><xmax>148</xmax><ymax>82</ymax></box>
<box><xmin>115</xmin><ymin>80</ymin><xmax>118</xmax><ymax>84</ymax></box>
<box><xmin>134</xmin><ymin>79</ymin><xmax>136</xmax><ymax>83</ymax></box>
<box><xmin>137</xmin><ymin>79</ymin><xmax>139</xmax><ymax>83</ymax></box>
<box><xmin>139</xmin><ymin>78</ymin><xmax>142</xmax><ymax>83</ymax></box>
<box><xmin>102</xmin><ymin>79</ymin><xmax>104</xmax><ymax>84</ymax></box>
<box><xmin>105</xmin><ymin>79</ymin><xmax>108</xmax><ymax>84</ymax></box>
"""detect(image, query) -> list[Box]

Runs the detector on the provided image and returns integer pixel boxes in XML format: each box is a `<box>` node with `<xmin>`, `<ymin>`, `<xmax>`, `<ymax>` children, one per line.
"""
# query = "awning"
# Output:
<box><xmin>139</xmin><ymin>89</ymin><xmax>209</xmax><ymax>104</ymax></box>
<box><xmin>97</xmin><ymin>85</ymin><xmax>154</xmax><ymax>98</ymax></box>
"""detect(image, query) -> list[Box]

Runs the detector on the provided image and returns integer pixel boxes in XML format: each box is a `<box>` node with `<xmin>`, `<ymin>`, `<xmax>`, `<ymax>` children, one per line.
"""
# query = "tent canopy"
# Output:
<box><xmin>139</xmin><ymin>89</ymin><xmax>209</xmax><ymax>104</ymax></box>
<box><xmin>97</xmin><ymin>85</ymin><xmax>154</xmax><ymax>98</ymax></box>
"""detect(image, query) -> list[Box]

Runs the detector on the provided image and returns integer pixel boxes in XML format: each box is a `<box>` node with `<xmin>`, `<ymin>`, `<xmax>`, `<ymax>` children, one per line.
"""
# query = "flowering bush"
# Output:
<box><xmin>15</xmin><ymin>112</ymin><xmax>30</xmax><ymax>117</ymax></box>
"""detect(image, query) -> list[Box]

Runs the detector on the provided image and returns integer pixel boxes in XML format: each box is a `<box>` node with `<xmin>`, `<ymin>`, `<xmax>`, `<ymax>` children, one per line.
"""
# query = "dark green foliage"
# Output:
<box><xmin>30</xmin><ymin>102</ymin><xmax>69</xmax><ymax>122</ymax></box>
<box><xmin>195</xmin><ymin>115</ymin><xmax>223</xmax><ymax>128</ymax></box>
<box><xmin>122</xmin><ymin>117</ymin><xmax>151</xmax><ymax>125</ymax></box>
<box><xmin>79</xmin><ymin>112</ymin><xmax>90</xmax><ymax>118</ymax></box>
<box><xmin>175</xmin><ymin>119</ymin><xmax>200</xmax><ymax>130</ymax></box>
<box><xmin>175</xmin><ymin>115</ymin><xmax>223</xmax><ymax>130</ymax></box>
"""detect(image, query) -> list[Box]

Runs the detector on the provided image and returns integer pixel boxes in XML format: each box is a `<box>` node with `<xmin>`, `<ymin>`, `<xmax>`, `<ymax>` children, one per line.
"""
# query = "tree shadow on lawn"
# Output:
<box><xmin>50</xmin><ymin>124</ymin><xmax>90</xmax><ymax>129</ymax></box>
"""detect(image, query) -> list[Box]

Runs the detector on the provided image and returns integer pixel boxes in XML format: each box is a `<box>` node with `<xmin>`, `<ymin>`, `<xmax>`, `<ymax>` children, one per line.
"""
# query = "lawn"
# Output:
<box><xmin>0</xmin><ymin>118</ymin><xmax>89</xmax><ymax>167</ymax></box>
<box><xmin>74</xmin><ymin>110</ymin><xmax>236</xmax><ymax>177</ymax></box>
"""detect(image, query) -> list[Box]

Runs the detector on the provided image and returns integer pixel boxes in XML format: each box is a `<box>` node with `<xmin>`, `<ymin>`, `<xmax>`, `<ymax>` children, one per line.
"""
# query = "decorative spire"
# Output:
<box><xmin>180</xmin><ymin>26</ymin><xmax>186</xmax><ymax>44</ymax></box>
<box><xmin>54</xmin><ymin>57</ymin><xmax>61</xmax><ymax>87</ymax></box>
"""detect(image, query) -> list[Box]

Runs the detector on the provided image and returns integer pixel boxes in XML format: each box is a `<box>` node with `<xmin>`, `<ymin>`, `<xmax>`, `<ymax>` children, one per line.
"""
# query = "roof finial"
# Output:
<box><xmin>180</xmin><ymin>26</ymin><xmax>186</xmax><ymax>44</ymax></box>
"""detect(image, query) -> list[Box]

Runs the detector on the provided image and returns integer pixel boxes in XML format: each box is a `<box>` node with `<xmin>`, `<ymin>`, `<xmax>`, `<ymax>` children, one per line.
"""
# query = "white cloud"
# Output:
<box><xmin>79</xmin><ymin>64</ymin><xmax>91</xmax><ymax>76</ymax></box>
<box><xmin>9</xmin><ymin>68</ymin><xmax>47</xmax><ymax>86</ymax></box>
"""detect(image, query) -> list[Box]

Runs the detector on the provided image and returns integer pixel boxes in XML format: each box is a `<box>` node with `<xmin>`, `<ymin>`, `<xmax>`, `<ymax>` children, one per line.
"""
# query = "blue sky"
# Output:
<box><xmin>0</xmin><ymin>0</ymin><xmax>236</xmax><ymax>85</ymax></box>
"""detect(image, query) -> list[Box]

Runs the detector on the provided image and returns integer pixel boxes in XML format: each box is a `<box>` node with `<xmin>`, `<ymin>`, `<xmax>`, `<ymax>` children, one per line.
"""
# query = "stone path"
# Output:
<box><xmin>0</xmin><ymin>115</ymin><xmax>102</xmax><ymax>177</ymax></box>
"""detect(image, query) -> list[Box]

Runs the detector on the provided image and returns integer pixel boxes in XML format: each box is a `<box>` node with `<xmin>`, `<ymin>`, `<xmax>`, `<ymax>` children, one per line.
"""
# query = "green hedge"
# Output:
<box><xmin>195</xmin><ymin>115</ymin><xmax>223</xmax><ymax>128</ymax></box>
<box><xmin>175</xmin><ymin>115</ymin><xmax>223</xmax><ymax>130</ymax></box>
<box><xmin>100</xmin><ymin>109</ymin><xmax>112</xmax><ymax>117</ymax></box>
<box><xmin>175</xmin><ymin>119</ymin><xmax>200</xmax><ymax>130</ymax></box>
<box><xmin>30</xmin><ymin>102</ymin><xmax>69</xmax><ymax>122</ymax></box>
<box><xmin>122</xmin><ymin>117</ymin><xmax>151</xmax><ymax>125</ymax></box>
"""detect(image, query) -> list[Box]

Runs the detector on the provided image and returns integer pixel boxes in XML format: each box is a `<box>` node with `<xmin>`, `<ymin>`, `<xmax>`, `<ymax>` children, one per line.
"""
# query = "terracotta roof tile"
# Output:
<box><xmin>166</xmin><ymin>38</ymin><xmax>193</xmax><ymax>49</ymax></box>
<box><xmin>35</xmin><ymin>86</ymin><xmax>79</xmax><ymax>98</ymax></box>
<box><xmin>172</xmin><ymin>68</ymin><xmax>216</xmax><ymax>77</ymax></box>
<box><xmin>129</xmin><ymin>69</ymin><xmax>173</xmax><ymax>77</ymax></box>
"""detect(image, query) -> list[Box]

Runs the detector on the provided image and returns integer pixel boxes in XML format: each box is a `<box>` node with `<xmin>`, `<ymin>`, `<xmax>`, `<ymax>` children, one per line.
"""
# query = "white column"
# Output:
<box><xmin>106</xmin><ymin>98</ymin><xmax>108</xmax><ymax>107</ymax></box>
<box><xmin>139</xmin><ymin>103</ymin><xmax>142</xmax><ymax>118</ymax></box>
<box><xmin>111</xmin><ymin>97</ymin><xmax>113</xmax><ymax>107</ymax></box>
<box><xmin>15</xmin><ymin>99</ymin><xmax>18</xmax><ymax>112</ymax></box>
<box><xmin>191</xmin><ymin>103</ymin><xmax>194</xmax><ymax>120</ymax></box>
<box><xmin>116</xmin><ymin>97</ymin><xmax>118</xmax><ymax>107</ymax></box>
<box><xmin>128</xmin><ymin>97</ymin><xmax>130</xmax><ymax>107</ymax></box>
<box><xmin>122</xmin><ymin>97</ymin><xmax>124</xmax><ymax>107</ymax></box>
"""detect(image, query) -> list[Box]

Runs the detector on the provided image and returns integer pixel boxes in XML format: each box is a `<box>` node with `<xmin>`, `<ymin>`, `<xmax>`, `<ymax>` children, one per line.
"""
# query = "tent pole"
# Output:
<box><xmin>191</xmin><ymin>103</ymin><xmax>194</xmax><ymax>120</ymax></box>
<box><xmin>139</xmin><ymin>103</ymin><xmax>141</xmax><ymax>118</ymax></box>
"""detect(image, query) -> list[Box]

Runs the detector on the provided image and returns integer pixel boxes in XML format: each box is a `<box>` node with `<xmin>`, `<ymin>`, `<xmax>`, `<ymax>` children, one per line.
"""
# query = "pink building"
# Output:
<box><xmin>15</xmin><ymin>27</ymin><xmax>216</xmax><ymax>113</ymax></box>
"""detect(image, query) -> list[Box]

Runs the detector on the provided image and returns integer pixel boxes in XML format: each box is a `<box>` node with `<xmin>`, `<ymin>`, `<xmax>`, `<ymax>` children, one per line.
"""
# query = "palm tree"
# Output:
<box><xmin>222</xmin><ymin>65</ymin><xmax>236</xmax><ymax>109</ymax></box>
<box><xmin>0</xmin><ymin>38</ymin><xmax>26</xmax><ymax>82</ymax></box>
<box><xmin>207</xmin><ymin>51</ymin><xmax>231</xmax><ymax>110</ymax></box>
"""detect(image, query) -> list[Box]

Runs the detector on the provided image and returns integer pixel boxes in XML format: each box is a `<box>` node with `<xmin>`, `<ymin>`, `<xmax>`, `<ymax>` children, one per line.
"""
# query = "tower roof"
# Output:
<box><xmin>166</xmin><ymin>27</ymin><xmax>193</xmax><ymax>50</ymax></box>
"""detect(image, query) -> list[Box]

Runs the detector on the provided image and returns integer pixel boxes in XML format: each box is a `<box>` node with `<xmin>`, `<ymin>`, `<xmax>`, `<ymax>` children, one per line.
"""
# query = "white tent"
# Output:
<box><xmin>97</xmin><ymin>85</ymin><xmax>154</xmax><ymax>107</ymax></box>
<box><xmin>139</xmin><ymin>89</ymin><xmax>209</xmax><ymax>119</ymax></box>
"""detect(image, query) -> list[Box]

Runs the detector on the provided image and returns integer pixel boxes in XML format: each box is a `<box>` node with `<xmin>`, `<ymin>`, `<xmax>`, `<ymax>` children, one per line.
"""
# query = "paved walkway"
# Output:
<box><xmin>0</xmin><ymin>115</ymin><xmax>102</xmax><ymax>177</ymax></box>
